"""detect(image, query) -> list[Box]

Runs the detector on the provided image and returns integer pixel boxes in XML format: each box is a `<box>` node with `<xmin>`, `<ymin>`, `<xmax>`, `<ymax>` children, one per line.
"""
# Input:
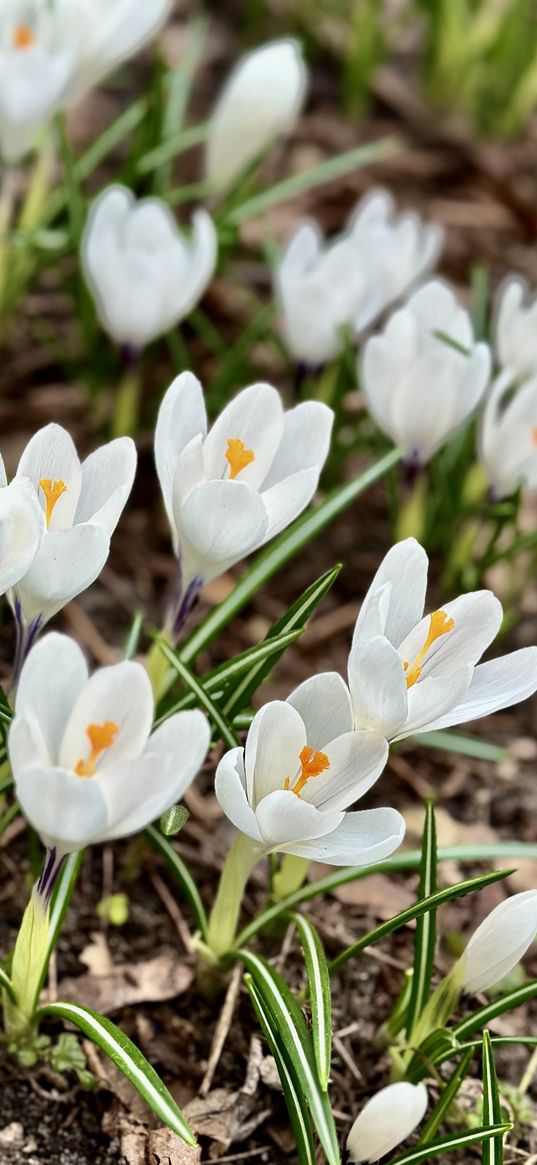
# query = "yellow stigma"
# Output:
<box><xmin>75</xmin><ymin>721</ymin><xmax>119</xmax><ymax>778</ymax></box>
<box><xmin>39</xmin><ymin>478</ymin><xmax>68</xmax><ymax>527</ymax></box>
<box><xmin>403</xmin><ymin>609</ymin><xmax>455</xmax><ymax>689</ymax></box>
<box><xmin>12</xmin><ymin>24</ymin><xmax>36</xmax><ymax>50</ymax></box>
<box><xmin>225</xmin><ymin>438</ymin><xmax>255</xmax><ymax>480</ymax></box>
<box><xmin>283</xmin><ymin>745</ymin><xmax>330</xmax><ymax>798</ymax></box>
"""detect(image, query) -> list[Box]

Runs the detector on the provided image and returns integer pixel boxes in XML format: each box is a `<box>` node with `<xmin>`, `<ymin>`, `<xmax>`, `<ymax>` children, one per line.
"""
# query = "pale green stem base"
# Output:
<box><xmin>145</xmin><ymin>635</ymin><xmax>175</xmax><ymax>702</ymax></box>
<box><xmin>4</xmin><ymin>885</ymin><xmax>50</xmax><ymax>1044</ymax></box>
<box><xmin>206</xmin><ymin>833</ymin><xmax>262</xmax><ymax>961</ymax></box>
<box><xmin>395</xmin><ymin>472</ymin><xmax>428</xmax><ymax>543</ymax></box>
<box><xmin>112</xmin><ymin>365</ymin><xmax>142</xmax><ymax>438</ymax></box>
<box><xmin>272</xmin><ymin>854</ymin><xmax>309</xmax><ymax>900</ymax></box>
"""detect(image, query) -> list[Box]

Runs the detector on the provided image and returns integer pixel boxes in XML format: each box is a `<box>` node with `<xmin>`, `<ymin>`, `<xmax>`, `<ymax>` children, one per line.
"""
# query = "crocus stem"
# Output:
<box><xmin>0</xmin><ymin>167</ymin><xmax>17</xmax><ymax>322</ymax></box>
<box><xmin>206</xmin><ymin>833</ymin><xmax>262</xmax><ymax>960</ymax></box>
<box><xmin>112</xmin><ymin>360</ymin><xmax>142</xmax><ymax>438</ymax></box>
<box><xmin>10</xmin><ymin>604</ymin><xmax>43</xmax><ymax>697</ymax></box>
<box><xmin>395</xmin><ymin>468</ymin><xmax>428</xmax><ymax>543</ymax></box>
<box><xmin>272</xmin><ymin>853</ymin><xmax>309</xmax><ymax>900</ymax></box>
<box><xmin>4</xmin><ymin>847</ymin><xmax>65</xmax><ymax>1044</ymax></box>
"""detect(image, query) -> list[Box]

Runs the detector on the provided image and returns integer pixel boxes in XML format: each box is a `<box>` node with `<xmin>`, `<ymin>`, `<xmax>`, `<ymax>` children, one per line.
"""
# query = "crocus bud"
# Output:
<box><xmin>81</xmin><ymin>186</ymin><xmax>217</xmax><ymax>351</ymax></box>
<box><xmin>461</xmin><ymin>890</ymin><xmax>537</xmax><ymax>994</ymax></box>
<box><xmin>479</xmin><ymin>370</ymin><xmax>537</xmax><ymax>499</ymax></box>
<box><xmin>361</xmin><ymin>279</ymin><xmax>491</xmax><ymax>465</ymax></box>
<box><xmin>206</xmin><ymin>39</ymin><xmax>307</xmax><ymax>192</ymax></box>
<box><xmin>347</xmin><ymin>1082</ymin><xmax>428</xmax><ymax>1163</ymax></box>
<box><xmin>0</xmin><ymin>1</ymin><xmax>81</xmax><ymax>161</ymax></box>
<box><xmin>493</xmin><ymin>277</ymin><xmax>537</xmax><ymax>384</ymax></box>
<box><xmin>276</xmin><ymin>189</ymin><xmax>443</xmax><ymax>366</ymax></box>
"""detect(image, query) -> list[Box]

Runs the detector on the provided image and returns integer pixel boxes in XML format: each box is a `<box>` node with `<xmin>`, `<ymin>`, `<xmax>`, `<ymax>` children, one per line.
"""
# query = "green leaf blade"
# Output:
<box><xmin>145</xmin><ymin>825</ymin><xmax>208</xmax><ymax>939</ymax></box>
<box><xmin>482</xmin><ymin>1030</ymin><xmax>504</xmax><ymax>1165</ymax></box>
<box><xmin>407</xmin><ymin>800</ymin><xmax>438</xmax><ymax>1036</ymax></box>
<box><xmin>386</xmin><ymin>1123</ymin><xmax>512</xmax><ymax>1165</ymax></box>
<box><xmin>292</xmin><ymin>913</ymin><xmax>332</xmax><ymax>1091</ymax></box>
<box><xmin>39</xmin><ymin>1002</ymin><xmax>196</xmax><ymax>1145</ymax></box>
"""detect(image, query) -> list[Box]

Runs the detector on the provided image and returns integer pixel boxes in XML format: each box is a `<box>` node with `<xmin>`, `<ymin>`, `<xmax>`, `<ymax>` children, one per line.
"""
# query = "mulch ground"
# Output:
<box><xmin>1</xmin><ymin>4</ymin><xmax>537</xmax><ymax>1162</ymax></box>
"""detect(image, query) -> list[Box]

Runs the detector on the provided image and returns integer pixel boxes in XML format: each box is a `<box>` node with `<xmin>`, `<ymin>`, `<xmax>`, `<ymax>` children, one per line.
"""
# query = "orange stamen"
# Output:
<box><xmin>532</xmin><ymin>426</ymin><xmax>537</xmax><ymax>445</ymax></box>
<box><xmin>403</xmin><ymin>609</ymin><xmax>455</xmax><ymax>689</ymax></box>
<box><xmin>39</xmin><ymin>478</ymin><xmax>68</xmax><ymax>527</ymax></box>
<box><xmin>225</xmin><ymin>438</ymin><xmax>255</xmax><ymax>480</ymax></box>
<box><xmin>12</xmin><ymin>24</ymin><xmax>36</xmax><ymax>50</ymax></box>
<box><xmin>283</xmin><ymin>745</ymin><xmax>330</xmax><ymax>798</ymax></box>
<box><xmin>75</xmin><ymin>721</ymin><xmax>119</xmax><ymax>778</ymax></box>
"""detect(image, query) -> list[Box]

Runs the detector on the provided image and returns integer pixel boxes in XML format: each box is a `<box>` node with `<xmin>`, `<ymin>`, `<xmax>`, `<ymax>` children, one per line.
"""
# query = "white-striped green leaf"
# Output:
<box><xmin>153</xmin><ymin>639</ymin><xmax>239</xmax><ymax>749</ymax></box>
<box><xmin>452</xmin><ymin>980</ymin><xmax>537</xmax><ymax>1041</ymax></box>
<box><xmin>482</xmin><ymin>1030</ymin><xmax>504</xmax><ymax>1165</ymax></box>
<box><xmin>328</xmin><ymin>868</ymin><xmax>511</xmax><ymax>976</ymax></box>
<box><xmin>407</xmin><ymin>800</ymin><xmax>438</xmax><ymax>1035</ymax></box>
<box><xmin>245</xmin><ymin>975</ymin><xmax>317</xmax><ymax>1165</ymax></box>
<box><xmin>39</xmin><ymin>1001</ymin><xmax>196</xmax><ymax>1145</ymax></box>
<box><xmin>419</xmin><ymin>1047</ymin><xmax>473</xmax><ymax>1144</ymax></box>
<box><xmin>239</xmin><ymin>950</ymin><xmax>339</xmax><ymax>1165</ymax></box>
<box><xmin>292</xmin><ymin>913</ymin><xmax>332</xmax><ymax>1091</ymax></box>
<box><xmin>36</xmin><ymin>851</ymin><xmax>85</xmax><ymax>1007</ymax></box>
<box><xmin>145</xmin><ymin>825</ymin><xmax>208</xmax><ymax>939</ymax></box>
<box><xmin>180</xmin><ymin>448</ymin><xmax>402</xmax><ymax>664</ymax></box>
<box><xmin>387</xmin><ymin>1123</ymin><xmax>512</xmax><ymax>1165</ymax></box>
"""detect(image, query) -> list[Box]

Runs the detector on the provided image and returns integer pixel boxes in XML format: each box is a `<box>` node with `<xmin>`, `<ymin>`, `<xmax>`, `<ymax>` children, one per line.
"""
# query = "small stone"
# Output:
<box><xmin>0</xmin><ymin>1122</ymin><xmax>25</xmax><ymax>1148</ymax></box>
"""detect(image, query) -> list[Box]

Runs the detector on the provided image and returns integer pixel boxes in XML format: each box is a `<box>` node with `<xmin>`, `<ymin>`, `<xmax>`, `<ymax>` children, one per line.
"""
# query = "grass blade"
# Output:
<box><xmin>407</xmin><ymin>800</ymin><xmax>438</xmax><ymax>1036</ymax></box>
<box><xmin>328</xmin><ymin>869</ymin><xmax>512</xmax><ymax>977</ymax></box>
<box><xmin>452</xmin><ymin>980</ymin><xmax>537</xmax><ymax>1041</ymax></box>
<box><xmin>245</xmin><ymin>975</ymin><xmax>317</xmax><ymax>1165</ymax></box>
<box><xmin>154</xmin><ymin>638</ymin><xmax>239</xmax><ymax>748</ymax></box>
<box><xmin>227</xmin><ymin>138</ymin><xmax>399</xmax><ymax>226</ymax></box>
<box><xmin>39</xmin><ymin>1002</ymin><xmax>196</xmax><ymax>1144</ymax></box>
<box><xmin>181</xmin><ymin>449</ymin><xmax>402</xmax><ymax>663</ymax></box>
<box><xmin>239</xmin><ymin>950</ymin><xmax>340</xmax><ymax>1165</ymax></box>
<box><xmin>415</xmin><ymin>731</ymin><xmax>506</xmax><ymax>763</ymax></box>
<box><xmin>387</xmin><ymin>1123</ymin><xmax>512</xmax><ymax>1165</ymax></box>
<box><xmin>482</xmin><ymin>1030</ymin><xmax>504</xmax><ymax>1165</ymax></box>
<box><xmin>292</xmin><ymin>913</ymin><xmax>332</xmax><ymax>1091</ymax></box>
<box><xmin>419</xmin><ymin>1047</ymin><xmax>473</xmax><ymax>1144</ymax></box>
<box><xmin>145</xmin><ymin>825</ymin><xmax>208</xmax><ymax>939</ymax></box>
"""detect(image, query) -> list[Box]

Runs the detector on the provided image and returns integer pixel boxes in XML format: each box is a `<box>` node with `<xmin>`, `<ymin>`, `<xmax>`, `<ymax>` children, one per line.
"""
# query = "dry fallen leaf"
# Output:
<box><xmin>148</xmin><ymin>1127</ymin><xmax>202</xmax><ymax>1165</ymax></box>
<box><xmin>54</xmin><ymin>949</ymin><xmax>193</xmax><ymax>1015</ymax></box>
<box><xmin>332</xmin><ymin>873</ymin><xmax>414</xmax><ymax>917</ymax></box>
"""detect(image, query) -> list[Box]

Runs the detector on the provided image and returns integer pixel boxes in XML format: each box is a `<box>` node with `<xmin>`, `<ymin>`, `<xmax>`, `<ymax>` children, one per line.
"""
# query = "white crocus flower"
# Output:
<box><xmin>347</xmin><ymin>1082</ymin><xmax>428</xmax><ymax>1163</ymax></box>
<box><xmin>494</xmin><ymin>277</ymin><xmax>537</xmax><ymax>384</ymax></box>
<box><xmin>344</xmin><ymin>537</ymin><xmax>537</xmax><ymax>741</ymax></box>
<box><xmin>206</xmin><ymin>39</ymin><xmax>307</xmax><ymax>193</ymax></box>
<box><xmin>460</xmin><ymin>891</ymin><xmax>537</xmax><ymax>995</ymax></box>
<box><xmin>215</xmin><ymin>682</ymin><xmax>404</xmax><ymax>865</ymax></box>
<box><xmin>81</xmin><ymin>186</ymin><xmax>217</xmax><ymax>351</ymax></box>
<box><xmin>55</xmin><ymin>0</ymin><xmax>172</xmax><ymax>106</ymax></box>
<box><xmin>0</xmin><ymin>0</ymin><xmax>81</xmax><ymax>161</ymax></box>
<box><xmin>479</xmin><ymin>369</ymin><xmax>537</xmax><ymax>499</ymax></box>
<box><xmin>361</xmin><ymin>280</ymin><xmax>491</xmax><ymax>465</ymax></box>
<box><xmin>275</xmin><ymin>189</ymin><xmax>443</xmax><ymax>367</ymax></box>
<box><xmin>8</xmin><ymin>422</ymin><xmax>136</xmax><ymax>664</ymax></box>
<box><xmin>155</xmin><ymin>372</ymin><xmax>333</xmax><ymax>633</ymax></box>
<box><xmin>9</xmin><ymin>632</ymin><xmax>210</xmax><ymax>878</ymax></box>
<box><xmin>0</xmin><ymin>472</ymin><xmax>44</xmax><ymax>592</ymax></box>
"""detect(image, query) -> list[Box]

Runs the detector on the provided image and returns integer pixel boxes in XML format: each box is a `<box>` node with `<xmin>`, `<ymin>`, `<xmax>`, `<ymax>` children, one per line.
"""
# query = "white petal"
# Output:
<box><xmin>178</xmin><ymin>480</ymin><xmax>268</xmax><ymax>586</ymax></box>
<box><xmin>63</xmin><ymin>0</ymin><xmax>171</xmax><ymax>102</ymax></box>
<box><xmin>348</xmin><ymin>636</ymin><xmax>408</xmax><ymax>737</ymax></box>
<box><xmin>14</xmin><ymin>765</ymin><xmax>109</xmax><ymax>854</ymax></box>
<box><xmin>286</xmin><ymin>672</ymin><xmax>353</xmax><ymax>748</ymax></box>
<box><xmin>16</xmin><ymin>422</ymin><xmax>81</xmax><ymax>530</ymax></box>
<box><xmin>347</xmin><ymin>1082</ymin><xmax>428</xmax><ymax>1163</ymax></box>
<box><xmin>423</xmin><ymin>648</ymin><xmax>537</xmax><ymax>731</ymax></box>
<box><xmin>398</xmin><ymin>590</ymin><xmax>503</xmax><ymax>679</ymax></box>
<box><xmin>76</xmin><ymin>437</ymin><xmax>136</xmax><ymax>533</ymax></box>
<box><xmin>395</xmin><ymin>667</ymin><xmax>472</xmax><ymax>740</ymax></box>
<box><xmin>261</xmin><ymin>468</ymin><xmax>319</xmax><ymax>541</ymax></box>
<box><xmin>166</xmin><ymin>209</ymin><xmax>218</xmax><ymax>321</ymax></box>
<box><xmin>284</xmin><ymin>806</ymin><xmax>406</xmax><ymax>866</ymax></box>
<box><xmin>303</xmin><ymin>730</ymin><xmax>388</xmax><ymax>812</ymax></box>
<box><xmin>14</xmin><ymin>632</ymin><xmax>88</xmax><ymax>763</ymax></box>
<box><xmin>255</xmin><ymin>789</ymin><xmax>344</xmax><ymax>847</ymax></box>
<box><xmin>352</xmin><ymin>539</ymin><xmax>428</xmax><ymax>649</ymax></box>
<box><xmin>245</xmin><ymin>701</ymin><xmax>306</xmax><ymax>806</ymax></box>
<box><xmin>13</xmin><ymin>523</ymin><xmax>110</xmax><ymax>626</ymax></box>
<box><xmin>59</xmin><ymin>661</ymin><xmax>153</xmax><ymax>772</ymax></box>
<box><xmin>215</xmin><ymin>749</ymin><xmax>262</xmax><ymax>841</ymax></box>
<box><xmin>154</xmin><ymin>372</ymin><xmax>207</xmax><ymax>535</ymax></box>
<box><xmin>0</xmin><ymin>478</ymin><xmax>44</xmax><ymax>594</ymax></box>
<box><xmin>206</xmin><ymin>39</ymin><xmax>307</xmax><ymax>191</ymax></box>
<box><xmin>202</xmin><ymin>383</ymin><xmax>283</xmax><ymax>489</ymax></box>
<box><xmin>462</xmin><ymin>891</ymin><xmax>537</xmax><ymax>994</ymax></box>
<box><xmin>261</xmin><ymin>401</ymin><xmax>333</xmax><ymax>488</ymax></box>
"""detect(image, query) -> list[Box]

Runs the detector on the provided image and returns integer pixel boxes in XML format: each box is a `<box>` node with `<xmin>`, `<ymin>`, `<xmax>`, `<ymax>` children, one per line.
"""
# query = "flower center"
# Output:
<box><xmin>403</xmin><ymin>609</ymin><xmax>455</xmax><ymax>689</ymax></box>
<box><xmin>39</xmin><ymin>478</ymin><xmax>68</xmax><ymax>527</ymax></box>
<box><xmin>12</xmin><ymin>24</ymin><xmax>36</xmax><ymax>50</ymax></box>
<box><xmin>75</xmin><ymin>721</ymin><xmax>119</xmax><ymax>778</ymax></box>
<box><xmin>283</xmin><ymin>745</ymin><xmax>330</xmax><ymax>798</ymax></box>
<box><xmin>225</xmin><ymin>438</ymin><xmax>255</xmax><ymax>480</ymax></box>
